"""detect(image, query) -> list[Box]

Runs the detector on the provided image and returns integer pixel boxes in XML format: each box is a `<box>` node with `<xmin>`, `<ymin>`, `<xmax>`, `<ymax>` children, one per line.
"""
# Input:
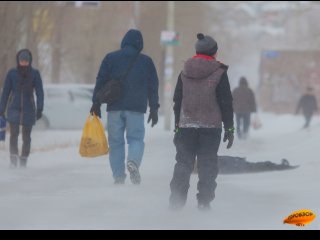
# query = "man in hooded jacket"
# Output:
<box><xmin>0</xmin><ymin>49</ymin><xmax>44</xmax><ymax>168</ymax></box>
<box><xmin>91</xmin><ymin>29</ymin><xmax>160</xmax><ymax>185</ymax></box>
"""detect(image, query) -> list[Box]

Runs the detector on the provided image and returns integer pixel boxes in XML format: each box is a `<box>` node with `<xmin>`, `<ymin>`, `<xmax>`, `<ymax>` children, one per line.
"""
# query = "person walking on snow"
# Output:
<box><xmin>0</xmin><ymin>115</ymin><xmax>6</xmax><ymax>150</ymax></box>
<box><xmin>232</xmin><ymin>77</ymin><xmax>257</xmax><ymax>139</ymax></box>
<box><xmin>170</xmin><ymin>33</ymin><xmax>234</xmax><ymax>211</ymax></box>
<box><xmin>0</xmin><ymin>49</ymin><xmax>44</xmax><ymax>168</ymax></box>
<box><xmin>91</xmin><ymin>29</ymin><xmax>160</xmax><ymax>185</ymax></box>
<box><xmin>296</xmin><ymin>87</ymin><xmax>318</xmax><ymax>129</ymax></box>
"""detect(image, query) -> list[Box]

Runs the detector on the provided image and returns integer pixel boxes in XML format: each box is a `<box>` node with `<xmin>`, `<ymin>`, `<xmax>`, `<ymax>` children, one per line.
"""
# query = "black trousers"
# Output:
<box><xmin>10</xmin><ymin>123</ymin><xmax>32</xmax><ymax>158</ymax></box>
<box><xmin>236</xmin><ymin>113</ymin><xmax>251</xmax><ymax>139</ymax></box>
<box><xmin>304</xmin><ymin>113</ymin><xmax>313</xmax><ymax>128</ymax></box>
<box><xmin>170</xmin><ymin>128</ymin><xmax>222</xmax><ymax>206</ymax></box>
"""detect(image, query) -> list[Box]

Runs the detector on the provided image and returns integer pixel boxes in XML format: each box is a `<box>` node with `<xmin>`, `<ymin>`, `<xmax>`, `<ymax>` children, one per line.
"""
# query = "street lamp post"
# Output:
<box><xmin>163</xmin><ymin>1</ymin><xmax>175</xmax><ymax>131</ymax></box>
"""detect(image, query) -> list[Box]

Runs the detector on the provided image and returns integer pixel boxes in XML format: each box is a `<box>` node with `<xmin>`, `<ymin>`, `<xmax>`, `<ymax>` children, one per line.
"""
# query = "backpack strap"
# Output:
<box><xmin>120</xmin><ymin>54</ymin><xmax>140</xmax><ymax>83</ymax></box>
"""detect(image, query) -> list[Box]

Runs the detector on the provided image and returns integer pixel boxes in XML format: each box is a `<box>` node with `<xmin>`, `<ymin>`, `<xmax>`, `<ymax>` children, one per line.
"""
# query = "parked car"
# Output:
<box><xmin>35</xmin><ymin>84</ymin><xmax>107</xmax><ymax>130</ymax></box>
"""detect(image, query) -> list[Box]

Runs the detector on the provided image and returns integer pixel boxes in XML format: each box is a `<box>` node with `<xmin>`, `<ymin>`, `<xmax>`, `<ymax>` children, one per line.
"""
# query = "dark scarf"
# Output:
<box><xmin>17</xmin><ymin>65</ymin><xmax>32</xmax><ymax>79</ymax></box>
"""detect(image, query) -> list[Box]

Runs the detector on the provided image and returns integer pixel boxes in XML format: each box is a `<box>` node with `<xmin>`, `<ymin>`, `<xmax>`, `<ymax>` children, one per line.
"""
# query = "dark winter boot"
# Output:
<box><xmin>169</xmin><ymin>194</ymin><xmax>186</xmax><ymax>211</ymax></box>
<box><xmin>198</xmin><ymin>201</ymin><xmax>211</xmax><ymax>211</ymax></box>
<box><xmin>127</xmin><ymin>161</ymin><xmax>141</xmax><ymax>185</ymax></box>
<box><xmin>19</xmin><ymin>156</ymin><xmax>28</xmax><ymax>168</ymax></box>
<box><xmin>10</xmin><ymin>154</ymin><xmax>19</xmax><ymax>169</ymax></box>
<box><xmin>169</xmin><ymin>202</ymin><xmax>184</xmax><ymax>211</ymax></box>
<box><xmin>114</xmin><ymin>178</ymin><xmax>125</xmax><ymax>185</ymax></box>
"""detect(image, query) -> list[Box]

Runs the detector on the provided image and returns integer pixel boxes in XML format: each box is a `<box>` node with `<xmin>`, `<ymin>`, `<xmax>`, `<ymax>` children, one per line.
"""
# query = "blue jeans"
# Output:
<box><xmin>107</xmin><ymin>111</ymin><xmax>145</xmax><ymax>181</ymax></box>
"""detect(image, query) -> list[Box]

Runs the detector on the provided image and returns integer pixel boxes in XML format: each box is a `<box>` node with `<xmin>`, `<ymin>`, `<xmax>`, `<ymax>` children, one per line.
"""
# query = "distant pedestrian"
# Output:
<box><xmin>296</xmin><ymin>87</ymin><xmax>318</xmax><ymax>129</ymax></box>
<box><xmin>0</xmin><ymin>115</ymin><xmax>6</xmax><ymax>150</ymax></box>
<box><xmin>0</xmin><ymin>49</ymin><xmax>44</xmax><ymax>168</ymax></box>
<box><xmin>232</xmin><ymin>77</ymin><xmax>257</xmax><ymax>139</ymax></box>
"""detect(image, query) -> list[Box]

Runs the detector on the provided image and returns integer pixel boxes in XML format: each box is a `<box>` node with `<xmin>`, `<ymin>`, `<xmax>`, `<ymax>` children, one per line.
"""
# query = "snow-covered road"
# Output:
<box><xmin>0</xmin><ymin>114</ymin><xmax>319</xmax><ymax>230</ymax></box>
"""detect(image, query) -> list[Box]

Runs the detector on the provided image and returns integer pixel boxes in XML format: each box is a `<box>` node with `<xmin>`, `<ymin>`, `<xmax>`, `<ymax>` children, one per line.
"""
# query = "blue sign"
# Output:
<box><xmin>262</xmin><ymin>50</ymin><xmax>280</xmax><ymax>59</ymax></box>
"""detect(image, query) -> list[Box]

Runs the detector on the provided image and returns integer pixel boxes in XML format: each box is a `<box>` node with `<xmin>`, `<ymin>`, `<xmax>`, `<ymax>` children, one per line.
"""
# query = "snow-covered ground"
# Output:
<box><xmin>0</xmin><ymin>113</ymin><xmax>319</xmax><ymax>230</ymax></box>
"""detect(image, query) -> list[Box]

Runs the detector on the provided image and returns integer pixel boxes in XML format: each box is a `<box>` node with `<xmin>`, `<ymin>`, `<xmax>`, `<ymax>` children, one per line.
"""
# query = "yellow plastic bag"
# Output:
<box><xmin>79</xmin><ymin>115</ymin><xmax>109</xmax><ymax>158</ymax></box>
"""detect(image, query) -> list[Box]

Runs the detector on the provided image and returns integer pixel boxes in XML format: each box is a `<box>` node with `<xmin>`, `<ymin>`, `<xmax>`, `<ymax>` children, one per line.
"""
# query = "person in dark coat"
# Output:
<box><xmin>170</xmin><ymin>33</ymin><xmax>234</xmax><ymax>211</ymax></box>
<box><xmin>0</xmin><ymin>49</ymin><xmax>44</xmax><ymax>168</ymax></box>
<box><xmin>232</xmin><ymin>77</ymin><xmax>257</xmax><ymax>139</ymax></box>
<box><xmin>91</xmin><ymin>29</ymin><xmax>160</xmax><ymax>185</ymax></box>
<box><xmin>0</xmin><ymin>115</ymin><xmax>6</xmax><ymax>148</ymax></box>
<box><xmin>296</xmin><ymin>87</ymin><xmax>318</xmax><ymax>128</ymax></box>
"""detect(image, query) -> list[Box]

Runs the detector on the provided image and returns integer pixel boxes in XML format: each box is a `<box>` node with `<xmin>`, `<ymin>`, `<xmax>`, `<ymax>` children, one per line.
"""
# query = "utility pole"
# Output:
<box><xmin>164</xmin><ymin>1</ymin><xmax>175</xmax><ymax>131</ymax></box>
<box><xmin>133</xmin><ymin>1</ymin><xmax>141</xmax><ymax>29</ymax></box>
<box><xmin>52</xmin><ymin>6</ymin><xmax>63</xmax><ymax>84</ymax></box>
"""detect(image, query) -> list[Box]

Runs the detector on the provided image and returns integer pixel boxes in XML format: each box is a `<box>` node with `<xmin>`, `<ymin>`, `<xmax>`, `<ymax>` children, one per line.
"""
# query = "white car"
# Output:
<box><xmin>35</xmin><ymin>84</ymin><xmax>107</xmax><ymax>130</ymax></box>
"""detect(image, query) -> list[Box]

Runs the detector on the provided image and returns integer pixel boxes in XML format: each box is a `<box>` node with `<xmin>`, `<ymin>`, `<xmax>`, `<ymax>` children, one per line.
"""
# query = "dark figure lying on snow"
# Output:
<box><xmin>194</xmin><ymin>156</ymin><xmax>298</xmax><ymax>175</ymax></box>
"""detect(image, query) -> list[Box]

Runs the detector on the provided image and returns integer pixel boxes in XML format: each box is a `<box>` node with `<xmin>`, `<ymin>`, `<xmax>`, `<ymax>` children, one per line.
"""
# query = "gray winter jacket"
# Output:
<box><xmin>175</xmin><ymin>56</ymin><xmax>233</xmax><ymax>129</ymax></box>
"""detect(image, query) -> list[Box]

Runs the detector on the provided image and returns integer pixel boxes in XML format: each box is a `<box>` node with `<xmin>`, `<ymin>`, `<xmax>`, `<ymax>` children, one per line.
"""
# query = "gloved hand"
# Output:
<box><xmin>148</xmin><ymin>110</ymin><xmax>158</xmax><ymax>127</ymax></box>
<box><xmin>174</xmin><ymin>116</ymin><xmax>179</xmax><ymax>132</ymax></box>
<box><xmin>36</xmin><ymin>110</ymin><xmax>42</xmax><ymax>120</ymax></box>
<box><xmin>223</xmin><ymin>128</ymin><xmax>234</xmax><ymax>149</ymax></box>
<box><xmin>174</xmin><ymin>123</ymin><xmax>179</xmax><ymax>133</ymax></box>
<box><xmin>90</xmin><ymin>103</ymin><xmax>101</xmax><ymax>118</ymax></box>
